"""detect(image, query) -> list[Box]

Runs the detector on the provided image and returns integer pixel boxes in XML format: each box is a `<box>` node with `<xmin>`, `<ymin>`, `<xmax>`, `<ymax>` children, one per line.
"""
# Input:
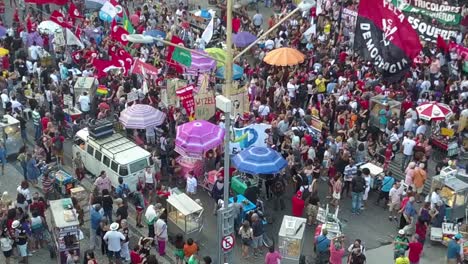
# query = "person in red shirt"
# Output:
<box><xmin>130</xmin><ymin>245</ymin><xmax>143</xmax><ymax>264</ymax></box>
<box><xmin>29</xmin><ymin>193</ymin><xmax>46</xmax><ymax>219</ymax></box>
<box><xmin>407</xmin><ymin>234</ymin><xmax>423</xmax><ymax>264</ymax></box>
<box><xmin>291</xmin><ymin>191</ymin><xmax>305</xmax><ymax>217</ymax></box>
<box><xmin>41</xmin><ymin>113</ymin><xmax>50</xmax><ymax>131</ymax></box>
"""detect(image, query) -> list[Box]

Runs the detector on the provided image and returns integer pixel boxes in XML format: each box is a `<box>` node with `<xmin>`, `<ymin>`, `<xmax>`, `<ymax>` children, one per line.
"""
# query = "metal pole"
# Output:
<box><xmin>224</xmin><ymin>0</ymin><xmax>234</xmax><ymax>208</ymax></box>
<box><xmin>233</xmin><ymin>6</ymin><xmax>302</xmax><ymax>61</ymax></box>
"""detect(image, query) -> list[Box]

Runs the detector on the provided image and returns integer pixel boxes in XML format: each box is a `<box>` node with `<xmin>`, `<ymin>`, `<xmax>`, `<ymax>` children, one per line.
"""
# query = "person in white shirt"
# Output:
<box><xmin>287</xmin><ymin>79</ymin><xmax>297</xmax><ymax>101</ymax></box>
<box><xmin>143</xmin><ymin>167</ymin><xmax>156</xmax><ymax>194</ymax></box>
<box><xmin>415</xmin><ymin>120</ymin><xmax>427</xmax><ymax>136</ymax></box>
<box><xmin>1</xmin><ymin>89</ymin><xmax>9</xmax><ymax>111</ymax></box>
<box><xmin>401</xmin><ymin>134</ymin><xmax>416</xmax><ymax>171</ymax></box>
<box><xmin>10</xmin><ymin>96</ymin><xmax>22</xmax><ymax>112</ymax></box>
<box><xmin>430</xmin><ymin>188</ymin><xmax>442</xmax><ymax>209</ymax></box>
<box><xmin>258</xmin><ymin>101</ymin><xmax>270</xmax><ymax>118</ymax></box>
<box><xmin>403</xmin><ymin>114</ymin><xmax>414</xmax><ymax>133</ymax></box>
<box><xmin>28</xmin><ymin>42</ymin><xmax>40</xmax><ymax>62</ymax></box>
<box><xmin>388</xmin><ymin>181</ymin><xmax>404</xmax><ymax>221</ymax></box>
<box><xmin>155</xmin><ymin>212</ymin><xmax>168</xmax><ymax>255</ymax></box>
<box><xmin>186</xmin><ymin>171</ymin><xmax>197</xmax><ymax>196</ymax></box>
<box><xmin>103</xmin><ymin>222</ymin><xmax>125</xmax><ymax>262</ymax></box>
<box><xmin>78</xmin><ymin>92</ymin><xmax>90</xmax><ymax>114</ymax></box>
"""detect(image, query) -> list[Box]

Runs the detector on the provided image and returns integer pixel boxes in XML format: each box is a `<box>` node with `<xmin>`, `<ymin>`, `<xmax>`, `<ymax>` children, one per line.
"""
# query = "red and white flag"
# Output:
<box><xmin>111</xmin><ymin>26</ymin><xmax>129</xmax><ymax>46</ymax></box>
<box><xmin>75</xmin><ymin>27</ymin><xmax>82</xmax><ymax>39</ymax></box>
<box><xmin>110</xmin><ymin>0</ymin><xmax>124</xmax><ymax>17</ymax></box>
<box><xmin>93</xmin><ymin>59</ymin><xmax>121</xmax><ymax>78</ymax></box>
<box><xmin>69</xmin><ymin>3</ymin><xmax>84</xmax><ymax>19</ymax></box>
<box><xmin>50</xmin><ymin>10</ymin><xmax>72</xmax><ymax>29</ymax></box>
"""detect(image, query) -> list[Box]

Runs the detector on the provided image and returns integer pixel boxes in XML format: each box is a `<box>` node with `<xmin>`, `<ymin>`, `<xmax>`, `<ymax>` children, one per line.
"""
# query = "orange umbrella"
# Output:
<box><xmin>263</xmin><ymin>47</ymin><xmax>305</xmax><ymax>66</ymax></box>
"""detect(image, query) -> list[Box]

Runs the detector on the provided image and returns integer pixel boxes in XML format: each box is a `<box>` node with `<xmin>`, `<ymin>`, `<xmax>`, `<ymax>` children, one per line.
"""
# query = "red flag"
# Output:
<box><xmin>75</xmin><ymin>27</ymin><xmax>82</xmax><ymax>39</ymax></box>
<box><xmin>72</xmin><ymin>50</ymin><xmax>82</xmax><ymax>64</ymax></box>
<box><xmin>25</xmin><ymin>0</ymin><xmax>66</xmax><ymax>5</ymax></box>
<box><xmin>110</xmin><ymin>0</ymin><xmax>124</xmax><ymax>17</ymax></box>
<box><xmin>83</xmin><ymin>50</ymin><xmax>98</xmax><ymax>63</ymax></box>
<box><xmin>93</xmin><ymin>59</ymin><xmax>121</xmax><ymax>79</ymax></box>
<box><xmin>116</xmin><ymin>48</ymin><xmax>133</xmax><ymax>74</ymax></box>
<box><xmin>50</xmin><ymin>10</ymin><xmax>72</xmax><ymax>29</ymax></box>
<box><xmin>108</xmin><ymin>45</ymin><xmax>117</xmax><ymax>57</ymax></box>
<box><xmin>437</xmin><ymin>35</ymin><xmax>449</xmax><ymax>54</ymax></box>
<box><xmin>111</xmin><ymin>26</ymin><xmax>129</xmax><ymax>46</ymax></box>
<box><xmin>167</xmin><ymin>36</ymin><xmax>184</xmax><ymax>74</ymax></box>
<box><xmin>26</xmin><ymin>16</ymin><xmax>33</xmax><ymax>33</ymax></box>
<box><xmin>69</xmin><ymin>3</ymin><xmax>84</xmax><ymax>19</ymax></box>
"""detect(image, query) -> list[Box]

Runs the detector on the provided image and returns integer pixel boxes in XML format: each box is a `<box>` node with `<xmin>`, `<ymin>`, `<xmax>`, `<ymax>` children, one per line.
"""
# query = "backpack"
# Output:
<box><xmin>54</xmin><ymin>136</ymin><xmax>63</xmax><ymax>151</ymax></box>
<box><xmin>17</xmin><ymin>193</ymin><xmax>26</xmax><ymax>204</ymax></box>
<box><xmin>133</xmin><ymin>192</ymin><xmax>142</xmax><ymax>207</ymax></box>
<box><xmin>301</xmin><ymin>185</ymin><xmax>311</xmax><ymax>201</ymax></box>
<box><xmin>117</xmin><ymin>183</ymin><xmax>130</xmax><ymax>198</ymax></box>
<box><xmin>273</xmin><ymin>180</ymin><xmax>285</xmax><ymax>195</ymax></box>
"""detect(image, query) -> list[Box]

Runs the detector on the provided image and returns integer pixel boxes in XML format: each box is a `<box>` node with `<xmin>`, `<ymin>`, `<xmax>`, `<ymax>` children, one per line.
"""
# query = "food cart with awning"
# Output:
<box><xmin>167</xmin><ymin>192</ymin><xmax>204</xmax><ymax>235</ymax></box>
<box><xmin>49</xmin><ymin>198</ymin><xmax>81</xmax><ymax>264</ymax></box>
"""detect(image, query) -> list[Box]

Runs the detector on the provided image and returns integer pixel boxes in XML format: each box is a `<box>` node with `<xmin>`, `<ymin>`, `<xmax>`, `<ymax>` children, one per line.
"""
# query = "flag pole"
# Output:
<box><xmin>153</xmin><ymin>37</ymin><xmax>225</xmax><ymax>64</ymax></box>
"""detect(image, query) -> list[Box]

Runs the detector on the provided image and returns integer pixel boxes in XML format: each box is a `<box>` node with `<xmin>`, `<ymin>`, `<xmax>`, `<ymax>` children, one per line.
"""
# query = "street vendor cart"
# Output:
<box><xmin>431</xmin><ymin>174</ymin><xmax>468</xmax><ymax>221</ymax></box>
<box><xmin>278</xmin><ymin>215</ymin><xmax>307</xmax><ymax>263</ymax></box>
<box><xmin>167</xmin><ymin>192</ymin><xmax>204</xmax><ymax>235</ymax></box>
<box><xmin>0</xmin><ymin>114</ymin><xmax>22</xmax><ymax>156</ymax></box>
<box><xmin>231</xmin><ymin>174</ymin><xmax>259</xmax><ymax>195</ymax></box>
<box><xmin>369</xmin><ymin>95</ymin><xmax>401</xmax><ymax>130</ymax></box>
<box><xmin>53</xmin><ymin>170</ymin><xmax>77</xmax><ymax>196</ymax></box>
<box><xmin>49</xmin><ymin>198</ymin><xmax>81</xmax><ymax>264</ymax></box>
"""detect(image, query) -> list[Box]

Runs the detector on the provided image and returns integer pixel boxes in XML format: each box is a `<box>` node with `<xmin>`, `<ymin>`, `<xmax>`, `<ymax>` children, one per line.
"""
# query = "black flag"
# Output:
<box><xmin>354</xmin><ymin>0</ymin><xmax>422</xmax><ymax>82</ymax></box>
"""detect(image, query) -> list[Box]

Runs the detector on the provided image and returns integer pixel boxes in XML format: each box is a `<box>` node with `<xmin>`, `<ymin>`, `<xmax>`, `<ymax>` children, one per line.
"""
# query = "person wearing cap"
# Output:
<box><xmin>393</xmin><ymin>229</ymin><xmax>409</xmax><ymax>259</ymax></box>
<box><xmin>447</xmin><ymin>233</ymin><xmax>463</xmax><ymax>264</ymax></box>
<box><xmin>103</xmin><ymin>222</ymin><xmax>126</xmax><ymax>263</ymax></box>
<box><xmin>12</xmin><ymin>219</ymin><xmax>30</xmax><ymax>262</ymax></box>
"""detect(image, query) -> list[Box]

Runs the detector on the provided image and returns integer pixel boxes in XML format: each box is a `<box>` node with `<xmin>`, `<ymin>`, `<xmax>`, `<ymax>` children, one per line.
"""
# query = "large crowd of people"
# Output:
<box><xmin>0</xmin><ymin>0</ymin><xmax>466</xmax><ymax>263</ymax></box>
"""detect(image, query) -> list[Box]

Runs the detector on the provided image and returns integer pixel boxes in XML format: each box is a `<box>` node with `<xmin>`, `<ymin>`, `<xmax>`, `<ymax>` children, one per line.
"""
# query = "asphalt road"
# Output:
<box><xmin>0</xmin><ymin>1</ymin><xmax>449</xmax><ymax>264</ymax></box>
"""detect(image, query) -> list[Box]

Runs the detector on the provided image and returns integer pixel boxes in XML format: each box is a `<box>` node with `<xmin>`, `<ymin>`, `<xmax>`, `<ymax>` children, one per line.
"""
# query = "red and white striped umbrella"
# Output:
<box><xmin>416</xmin><ymin>102</ymin><xmax>453</xmax><ymax>121</ymax></box>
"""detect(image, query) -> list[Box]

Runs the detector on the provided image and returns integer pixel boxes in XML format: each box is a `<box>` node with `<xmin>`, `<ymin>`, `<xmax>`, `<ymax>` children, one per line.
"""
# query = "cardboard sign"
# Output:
<box><xmin>228</xmin><ymin>82</ymin><xmax>249</xmax><ymax>119</ymax></box>
<box><xmin>195</xmin><ymin>80</ymin><xmax>215</xmax><ymax>120</ymax></box>
<box><xmin>167</xmin><ymin>79</ymin><xmax>186</xmax><ymax>107</ymax></box>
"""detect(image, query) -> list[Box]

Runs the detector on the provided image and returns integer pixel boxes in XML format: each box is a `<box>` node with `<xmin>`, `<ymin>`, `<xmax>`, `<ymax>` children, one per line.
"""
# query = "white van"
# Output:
<box><xmin>72</xmin><ymin>128</ymin><xmax>152</xmax><ymax>192</ymax></box>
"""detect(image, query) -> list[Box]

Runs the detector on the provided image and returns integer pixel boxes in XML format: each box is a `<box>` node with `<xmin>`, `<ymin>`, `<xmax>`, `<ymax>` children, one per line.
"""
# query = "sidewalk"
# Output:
<box><xmin>364</xmin><ymin>243</ymin><xmax>447</xmax><ymax>264</ymax></box>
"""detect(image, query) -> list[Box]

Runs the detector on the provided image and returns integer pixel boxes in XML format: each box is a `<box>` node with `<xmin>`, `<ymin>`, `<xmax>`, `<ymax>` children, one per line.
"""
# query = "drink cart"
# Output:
<box><xmin>166</xmin><ymin>193</ymin><xmax>204</xmax><ymax>235</ymax></box>
<box><xmin>229</xmin><ymin>194</ymin><xmax>256</xmax><ymax>222</ymax></box>
<box><xmin>70</xmin><ymin>186</ymin><xmax>87</xmax><ymax>210</ymax></box>
<box><xmin>315</xmin><ymin>204</ymin><xmax>343</xmax><ymax>240</ymax></box>
<box><xmin>431</xmin><ymin>174</ymin><xmax>468</xmax><ymax>221</ymax></box>
<box><xmin>53</xmin><ymin>170</ymin><xmax>77</xmax><ymax>196</ymax></box>
<box><xmin>278</xmin><ymin>215</ymin><xmax>307</xmax><ymax>263</ymax></box>
<box><xmin>0</xmin><ymin>114</ymin><xmax>22</xmax><ymax>156</ymax></box>
<box><xmin>231</xmin><ymin>175</ymin><xmax>259</xmax><ymax>195</ymax></box>
<box><xmin>49</xmin><ymin>198</ymin><xmax>80</xmax><ymax>264</ymax></box>
<box><xmin>430</xmin><ymin>222</ymin><xmax>460</xmax><ymax>245</ymax></box>
<box><xmin>369</xmin><ymin>95</ymin><xmax>401</xmax><ymax>130</ymax></box>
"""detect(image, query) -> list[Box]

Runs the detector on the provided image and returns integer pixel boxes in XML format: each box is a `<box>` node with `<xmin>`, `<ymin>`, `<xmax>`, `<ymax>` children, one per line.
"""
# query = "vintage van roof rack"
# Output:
<box><xmin>95</xmin><ymin>133</ymin><xmax>138</xmax><ymax>159</ymax></box>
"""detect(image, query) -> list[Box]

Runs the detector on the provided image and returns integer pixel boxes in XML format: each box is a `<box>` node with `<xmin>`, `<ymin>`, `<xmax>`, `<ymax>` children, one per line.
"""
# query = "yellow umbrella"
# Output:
<box><xmin>263</xmin><ymin>47</ymin><xmax>305</xmax><ymax>66</ymax></box>
<box><xmin>205</xmin><ymin>48</ymin><xmax>226</xmax><ymax>67</ymax></box>
<box><xmin>0</xmin><ymin>48</ymin><xmax>9</xmax><ymax>57</ymax></box>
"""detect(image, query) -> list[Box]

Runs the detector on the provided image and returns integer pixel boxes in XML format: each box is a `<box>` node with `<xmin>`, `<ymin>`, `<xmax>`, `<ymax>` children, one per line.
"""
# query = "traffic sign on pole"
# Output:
<box><xmin>221</xmin><ymin>234</ymin><xmax>235</xmax><ymax>251</ymax></box>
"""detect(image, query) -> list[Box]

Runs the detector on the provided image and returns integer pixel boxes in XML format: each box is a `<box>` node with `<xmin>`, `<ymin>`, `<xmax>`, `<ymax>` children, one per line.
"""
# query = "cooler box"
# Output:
<box><xmin>54</xmin><ymin>170</ymin><xmax>75</xmax><ymax>195</ymax></box>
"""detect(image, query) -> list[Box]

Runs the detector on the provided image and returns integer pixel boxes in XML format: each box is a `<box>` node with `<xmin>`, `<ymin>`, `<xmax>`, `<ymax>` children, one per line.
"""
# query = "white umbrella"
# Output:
<box><xmin>127</xmin><ymin>34</ymin><xmax>155</xmax><ymax>44</ymax></box>
<box><xmin>38</xmin><ymin>20</ymin><xmax>62</xmax><ymax>34</ymax></box>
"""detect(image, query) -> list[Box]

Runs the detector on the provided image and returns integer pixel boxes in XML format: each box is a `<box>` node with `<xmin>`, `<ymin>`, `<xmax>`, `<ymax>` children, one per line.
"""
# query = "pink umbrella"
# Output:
<box><xmin>176</xmin><ymin>120</ymin><xmax>225</xmax><ymax>154</ymax></box>
<box><xmin>416</xmin><ymin>101</ymin><xmax>453</xmax><ymax>121</ymax></box>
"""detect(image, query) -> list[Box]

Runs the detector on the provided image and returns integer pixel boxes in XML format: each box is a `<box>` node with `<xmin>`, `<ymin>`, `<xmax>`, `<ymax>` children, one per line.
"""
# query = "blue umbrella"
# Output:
<box><xmin>232</xmin><ymin>146</ymin><xmax>287</xmax><ymax>175</ymax></box>
<box><xmin>144</xmin><ymin>29</ymin><xmax>166</xmax><ymax>39</ymax></box>
<box><xmin>216</xmin><ymin>64</ymin><xmax>243</xmax><ymax>80</ymax></box>
<box><xmin>233</xmin><ymin>32</ymin><xmax>257</xmax><ymax>48</ymax></box>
